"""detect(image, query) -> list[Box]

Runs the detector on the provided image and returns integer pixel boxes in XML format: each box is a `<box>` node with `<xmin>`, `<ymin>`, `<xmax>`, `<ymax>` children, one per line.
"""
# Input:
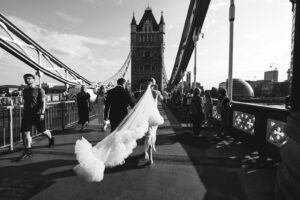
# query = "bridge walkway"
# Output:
<box><xmin>0</xmin><ymin>104</ymin><xmax>278</xmax><ymax>200</ymax></box>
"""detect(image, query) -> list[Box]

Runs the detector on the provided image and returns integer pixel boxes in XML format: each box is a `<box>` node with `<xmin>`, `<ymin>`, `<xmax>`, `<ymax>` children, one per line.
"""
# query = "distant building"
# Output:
<box><xmin>273</xmin><ymin>81</ymin><xmax>290</xmax><ymax>97</ymax></box>
<box><xmin>44</xmin><ymin>85</ymin><xmax>66</xmax><ymax>94</ymax></box>
<box><xmin>247</xmin><ymin>80</ymin><xmax>272</xmax><ymax>97</ymax></box>
<box><xmin>0</xmin><ymin>85</ymin><xmax>23</xmax><ymax>97</ymax></box>
<box><xmin>247</xmin><ymin>79</ymin><xmax>290</xmax><ymax>98</ymax></box>
<box><xmin>264</xmin><ymin>69</ymin><xmax>278</xmax><ymax>82</ymax></box>
<box><xmin>219</xmin><ymin>79</ymin><xmax>254</xmax><ymax>98</ymax></box>
<box><xmin>195</xmin><ymin>82</ymin><xmax>201</xmax><ymax>89</ymax></box>
<box><xmin>219</xmin><ymin>82</ymin><xmax>226</xmax><ymax>90</ymax></box>
<box><xmin>41</xmin><ymin>82</ymin><xmax>57</xmax><ymax>88</ymax></box>
<box><xmin>130</xmin><ymin>6</ymin><xmax>165</xmax><ymax>91</ymax></box>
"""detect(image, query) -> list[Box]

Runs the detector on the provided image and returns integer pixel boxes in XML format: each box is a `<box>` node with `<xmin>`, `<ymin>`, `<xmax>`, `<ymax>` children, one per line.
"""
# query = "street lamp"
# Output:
<box><xmin>193</xmin><ymin>29</ymin><xmax>204</xmax><ymax>89</ymax></box>
<box><xmin>228</xmin><ymin>0</ymin><xmax>235</xmax><ymax>101</ymax></box>
<box><xmin>193</xmin><ymin>29</ymin><xmax>199</xmax><ymax>89</ymax></box>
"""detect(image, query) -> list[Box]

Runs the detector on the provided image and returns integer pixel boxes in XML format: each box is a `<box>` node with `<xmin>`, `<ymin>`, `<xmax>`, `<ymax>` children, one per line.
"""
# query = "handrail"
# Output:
<box><xmin>210</xmin><ymin>99</ymin><xmax>288</xmax><ymax>150</ymax></box>
<box><xmin>0</xmin><ymin>100</ymin><xmax>99</xmax><ymax>151</ymax></box>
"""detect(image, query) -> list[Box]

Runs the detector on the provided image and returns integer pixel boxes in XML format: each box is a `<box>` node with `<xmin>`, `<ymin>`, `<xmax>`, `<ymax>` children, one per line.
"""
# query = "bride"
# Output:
<box><xmin>73</xmin><ymin>78</ymin><xmax>164</xmax><ymax>182</ymax></box>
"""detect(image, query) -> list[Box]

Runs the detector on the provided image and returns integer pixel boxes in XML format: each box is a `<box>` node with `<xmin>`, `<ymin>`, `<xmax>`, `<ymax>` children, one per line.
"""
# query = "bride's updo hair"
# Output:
<box><xmin>148</xmin><ymin>77</ymin><xmax>156</xmax><ymax>85</ymax></box>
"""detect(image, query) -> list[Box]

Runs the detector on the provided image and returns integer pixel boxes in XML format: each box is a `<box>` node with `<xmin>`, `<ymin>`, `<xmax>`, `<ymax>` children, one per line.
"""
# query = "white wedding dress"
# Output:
<box><xmin>73</xmin><ymin>84</ymin><xmax>164</xmax><ymax>182</ymax></box>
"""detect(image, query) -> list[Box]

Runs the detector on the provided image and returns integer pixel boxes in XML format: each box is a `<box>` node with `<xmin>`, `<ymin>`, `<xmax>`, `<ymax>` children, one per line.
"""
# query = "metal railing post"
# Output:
<box><xmin>61</xmin><ymin>102</ymin><xmax>65</xmax><ymax>130</ymax></box>
<box><xmin>8</xmin><ymin>106</ymin><xmax>13</xmax><ymax>151</ymax></box>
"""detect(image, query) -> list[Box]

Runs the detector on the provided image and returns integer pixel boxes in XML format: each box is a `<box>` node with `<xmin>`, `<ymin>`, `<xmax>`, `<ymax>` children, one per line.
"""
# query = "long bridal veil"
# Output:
<box><xmin>73</xmin><ymin>84</ymin><xmax>164</xmax><ymax>182</ymax></box>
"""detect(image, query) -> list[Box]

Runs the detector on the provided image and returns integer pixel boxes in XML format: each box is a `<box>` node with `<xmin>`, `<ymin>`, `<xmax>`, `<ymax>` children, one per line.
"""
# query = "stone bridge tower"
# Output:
<box><xmin>130</xmin><ymin>6</ymin><xmax>165</xmax><ymax>91</ymax></box>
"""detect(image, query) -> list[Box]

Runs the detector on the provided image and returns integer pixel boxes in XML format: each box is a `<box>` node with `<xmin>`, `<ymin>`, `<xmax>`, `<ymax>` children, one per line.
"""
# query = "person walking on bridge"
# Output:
<box><xmin>92</xmin><ymin>85</ymin><xmax>107</xmax><ymax>131</ymax></box>
<box><xmin>104</xmin><ymin>78</ymin><xmax>135</xmax><ymax>132</ymax></box>
<box><xmin>143</xmin><ymin>77</ymin><xmax>163</xmax><ymax>165</ymax></box>
<box><xmin>189</xmin><ymin>88</ymin><xmax>204</xmax><ymax>136</ymax></box>
<box><xmin>18</xmin><ymin>73</ymin><xmax>54</xmax><ymax>161</ymax></box>
<box><xmin>217</xmin><ymin>88</ymin><xmax>230</xmax><ymax>135</ymax></box>
<box><xmin>77</xmin><ymin>85</ymin><xmax>91</xmax><ymax>130</ymax></box>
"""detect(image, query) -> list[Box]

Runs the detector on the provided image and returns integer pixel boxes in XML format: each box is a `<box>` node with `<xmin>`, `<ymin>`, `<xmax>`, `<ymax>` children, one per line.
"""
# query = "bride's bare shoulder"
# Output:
<box><xmin>151</xmin><ymin>89</ymin><xmax>160</xmax><ymax>98</ymax></box>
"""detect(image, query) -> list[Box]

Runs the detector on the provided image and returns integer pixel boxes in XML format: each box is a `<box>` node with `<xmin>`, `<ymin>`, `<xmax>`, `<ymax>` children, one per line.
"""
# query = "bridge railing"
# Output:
<box><xmin>0</xmin><ymin>100</ymin><xmax>99</xmax><ymax>151</ymax></box>
<box><xmin>211</xmin><ymin>99</ymin><xmax>289</xmax><ymax>152</ymax></box>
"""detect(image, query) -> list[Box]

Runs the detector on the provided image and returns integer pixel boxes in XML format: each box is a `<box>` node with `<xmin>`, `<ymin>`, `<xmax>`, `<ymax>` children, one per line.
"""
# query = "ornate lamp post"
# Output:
<box><xmin>275</xmin><ymin>1</ymin><xmax>300</xmax><ymax>199</ymax></box>
<box><xmin>228</xmin><ymin>0</ymin><xmax>235</xmax><ymax>101</ymax></box>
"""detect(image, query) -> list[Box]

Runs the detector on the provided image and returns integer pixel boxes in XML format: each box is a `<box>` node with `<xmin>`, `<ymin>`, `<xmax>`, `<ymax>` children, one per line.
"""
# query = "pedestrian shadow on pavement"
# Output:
<box><xmin>0</xmin><ymin>159</ymin><xmax>77</xmax><ymax>200</ymax></box>
<box><xmin>166</xmin><ymin>105</ymin><xmax>277</xmax><ymax>200</ymax></box>
<box><xmin>171</xmin><ymin>132</ymin><xmax>223</xmax><ymax>150</ymax></box>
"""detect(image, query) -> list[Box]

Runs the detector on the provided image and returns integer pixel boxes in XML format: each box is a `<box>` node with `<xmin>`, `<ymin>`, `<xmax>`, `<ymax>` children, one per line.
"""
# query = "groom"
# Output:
<box><xmin>104</xmin><ymin>78</ymin><xmax>135</xmax><ymax>132</ymax></box>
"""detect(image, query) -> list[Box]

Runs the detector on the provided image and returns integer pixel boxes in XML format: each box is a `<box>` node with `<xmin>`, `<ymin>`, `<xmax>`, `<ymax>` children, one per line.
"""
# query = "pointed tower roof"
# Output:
<box><xmin>146</xmin><ymin>3</ymin><xmax>152</xmax><ymax>11</ymax></box>
<box><xmin>131</xmin><ymin>12</ymin><xmax>137</xmax><ymax>25</ymax></box>
<box><xmin>137</xmin><ymin>6</ymin><xmax>159</xmax><ymax>31</ymax></box>
<box><xmin>159</xmin><ymin>11</ymin><xmax>165</xmax><ymax>25</ymax></box>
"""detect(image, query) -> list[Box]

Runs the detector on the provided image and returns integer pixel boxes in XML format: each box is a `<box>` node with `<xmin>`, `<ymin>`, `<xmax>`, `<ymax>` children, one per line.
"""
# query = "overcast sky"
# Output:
<box><xmin>0</xmin><ymin>0</ymin><xmax>293</xmax><ymax>89</ymax></box>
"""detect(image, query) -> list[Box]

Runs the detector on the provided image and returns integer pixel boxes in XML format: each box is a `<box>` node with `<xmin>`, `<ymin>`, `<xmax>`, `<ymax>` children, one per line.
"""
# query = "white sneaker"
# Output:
<box><xmin>144</xmin><ymin>152</ymin><xmax>149</xmax><ymax>161</ymax></box>
<box><xmin>103</xmin><ymin>123</ymin><xmax>107</xmax><ymax>131</ymax></box>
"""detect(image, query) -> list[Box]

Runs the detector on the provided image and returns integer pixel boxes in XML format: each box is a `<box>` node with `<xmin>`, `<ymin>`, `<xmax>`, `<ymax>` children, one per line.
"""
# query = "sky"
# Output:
<box><xmin>0</xmin><ymin>0</ymin><xmax>294</xmax><ymax>89</ymax></box>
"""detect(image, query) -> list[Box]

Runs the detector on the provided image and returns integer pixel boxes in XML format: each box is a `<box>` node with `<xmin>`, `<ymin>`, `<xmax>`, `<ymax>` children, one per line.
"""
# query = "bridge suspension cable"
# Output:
<box><xmin>168</xmin><ymin>0</ymin><xmax>210</xmax><ymax>88</ymax></box>
<box><xmin>97</xmin><ymin>50</ymin><xmax>132</xmax><ymax>89</ymax></box>
<box><xmin>0</xmin><ymin>13</ymin><xmax>92</xmax><ymax>86</ymax></box>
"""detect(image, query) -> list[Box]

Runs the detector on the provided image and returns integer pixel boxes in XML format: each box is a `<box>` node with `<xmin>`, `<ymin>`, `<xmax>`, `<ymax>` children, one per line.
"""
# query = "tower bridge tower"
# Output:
<box><xmin>130</xmin><ymin>6</ymin><xmax>165</xmax><ymax>91</ymax></box>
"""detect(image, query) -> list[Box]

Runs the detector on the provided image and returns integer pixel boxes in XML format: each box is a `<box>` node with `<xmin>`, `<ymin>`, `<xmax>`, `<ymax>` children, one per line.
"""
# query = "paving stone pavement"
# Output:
<box><xmin>0</xmin><ymin>104</ymin><xmax>279</xmax><ymax>200</ymax></box>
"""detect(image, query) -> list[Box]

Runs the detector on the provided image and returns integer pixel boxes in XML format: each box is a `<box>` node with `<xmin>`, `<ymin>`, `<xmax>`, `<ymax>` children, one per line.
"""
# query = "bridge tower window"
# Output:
<box><xmin>144</xmin><ymin>65</ymin><xmax>150</xmax><ymax>71</ymax></box>
<box><xmin>144</xmin><ymin>51</ymin><xmax>151</xmax><ymax>57</ymax></box>
<box><xmin>151</xmin><ymin>66</ymin><xmax>155</xmax><ymax>72</ymax></box>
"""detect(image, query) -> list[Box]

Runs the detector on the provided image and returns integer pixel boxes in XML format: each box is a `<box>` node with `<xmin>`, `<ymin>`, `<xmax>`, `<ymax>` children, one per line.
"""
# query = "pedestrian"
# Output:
<box><xmin>92</xmin><ymin>85</ymin><xmax>107</xmax><ymax>131</ymax></box>
<box><xmin>18</xmin><ymin>73</ymin><xmax>54</xmax><ymax>161</ymax></box>
<box><xmin>143</xmin><ymin>78</ymin><xmax>163</xmax><ymax>165</ymax></box>
<box><xmin>217</xmin><ymin>88</ymin><xmax>230</xmax><ymax>135</ymax></box>
<box><xmin>77</xmin><ymin>85</ymin><xmax>91</xmax><ymax>130</ymax></box>
<box><xmin>186</xmin><ymin>89</ymin><xmax>193</xmax><ymax>126</ymax></box>
<box><xmin>162</xmin><ymin>89</ymin><xmax>168</xmax><ymax>107</ymax></box>
<box><xmin>189</xmin><ymin>88</ymin><xmax>203</xmax><ymax>136</ymax></box>
<box><xmin>204</xmin><ymin>91</ymin><xmax>213</xmax><ymax>126</ymax></box>
<box><xmin>104</xmin><ymin>78</ymin><xmax>135</xmax><ymax>132</ymax></box>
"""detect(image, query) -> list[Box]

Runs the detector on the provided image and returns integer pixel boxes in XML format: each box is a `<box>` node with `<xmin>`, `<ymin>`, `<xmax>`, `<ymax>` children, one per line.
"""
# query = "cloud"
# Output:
<box><xmin>112</xmin><ymin>0</ymin><xmax>123</xmax><ymax>5</ymax></box>
<box><xmin>244</xmin><ymin>33</ymin><xmax>263</xmax><ymax>41</ymax></box>
<box><xmin>81</xmin><ymin>0</ymin><xmax>123</xmax><ymax>5</ymax></box>
<box><xmin>211</xmin><ymin>19</ymin><xmax>217</xmax><ymax>25</ymax></box>
<box><xmin>2</xmin><ymin>16</ymin><xmax>128</xmax><ymax>83</ymax></box>
<box><xmin>170</xmin><ymin>44</ymin><xmax>179</xmax><ymax>48</ymax></box>
<box><xmin>55</xmin><ymin>11</ymin><xmax>81</xmax><ymax>23</ymax></box>
<box><xmin>202</xmin><ymin>17</ymin><xmax>217</xmax><ymax>33</ymax></box>
<box><xmin>167</xmin><ymin>25</ymin><xmax>175</xmax><ymax>30</ymax></box>
<box><xmin>266</xmin><ymin>0</ymin><xmax>282</xmax><ymax>3</ymax></box>
<box><xmin>210</xmin><ymin>1</ymin><xmax>227</xmax><ymax>11</ymax></box>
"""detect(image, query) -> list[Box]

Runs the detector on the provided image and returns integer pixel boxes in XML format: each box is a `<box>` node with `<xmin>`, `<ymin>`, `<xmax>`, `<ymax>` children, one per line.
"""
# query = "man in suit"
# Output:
<box><xmin>104</xmin><ymin>78</ymin><xmax>135</xmax><ymax>132</ymax></box>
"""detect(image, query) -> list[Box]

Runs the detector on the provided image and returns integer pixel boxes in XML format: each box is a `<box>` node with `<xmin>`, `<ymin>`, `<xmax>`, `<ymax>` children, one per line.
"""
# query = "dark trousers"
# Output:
<box><xmin>219</xmin><ymin>110</ymin><xmax>229</xmax><ymax>134</ymax></box>
<box><xmin>110</xmin><ymin>114</ymin><xmax>126</xmax><ymax>133</ymax></box>
<box><xmin>110</xmin><ymin>121</ymin><xmax>118</xmax><ymax>133</ymax></box>
<box><xmin>191</xmin><ymin>114</ymin><xmax>202</xmax><ymax>135</ymax></box>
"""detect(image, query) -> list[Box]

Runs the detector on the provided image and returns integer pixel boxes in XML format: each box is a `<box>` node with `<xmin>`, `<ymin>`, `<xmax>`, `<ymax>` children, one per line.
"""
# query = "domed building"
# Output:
<box><xmin>219</xmin><ymin>79</ymin><xmax>254</xmax><ymax>98</ymax></box>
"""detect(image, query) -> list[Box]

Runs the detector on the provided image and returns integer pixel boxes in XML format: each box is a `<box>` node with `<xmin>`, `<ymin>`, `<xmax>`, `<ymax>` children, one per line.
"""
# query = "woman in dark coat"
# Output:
<box><xmin>77</xmin><ymin>85</ymin><xmax>91</xmax><ymax>130</ymax></box>
<box><xmin>189</xmin><ymin>88</ymin><xmax>203</xmax><ymax>136</ymax></box>
<box><xmin>217</xmin><ymin>88</ymin><xmax>230</xmax><ymax>134</ymax></box>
